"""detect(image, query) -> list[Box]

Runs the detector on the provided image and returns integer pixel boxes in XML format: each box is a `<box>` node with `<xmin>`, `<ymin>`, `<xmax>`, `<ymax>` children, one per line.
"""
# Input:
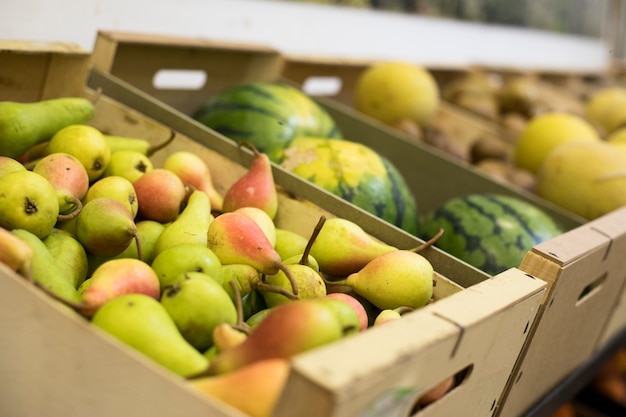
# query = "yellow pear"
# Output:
<box><xmin>514</xmin><ymin>112</ymin><xmax>600</xmax><ymax>174</ymax></box>
<box><xmin>585</xmin><ymin>87</ymin><xmax>626</xmax><ymax>134</ymax></box>
<box><xmin>536</xmin><ymin>141</ymin><xmax>626</xmax><ymax>220</ymax></box>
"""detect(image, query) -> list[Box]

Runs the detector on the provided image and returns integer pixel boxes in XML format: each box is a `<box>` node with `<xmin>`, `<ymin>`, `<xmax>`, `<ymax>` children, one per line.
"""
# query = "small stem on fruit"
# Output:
<box><xmin>228</xmin><ymin>280</ymin><xmax>250</xmax><ymax>335</ymax></box>
<box><xmin>134</xmin><ymin>233</ymin><xmax>143</xmax><ymax>262</ymax></box>
<box><xmin>238</xmin><ymin>140</ymin><xmax>262</xmax><ymax>159</ymax></box>
<box><xmin>410</xmin><ymin>228</ymin><xmax>444</xmax><ymax>253</ymax></box>
<box><xmin>253</xmin><ymin>280</ymin><xmax>299</xmax><ymax>301</ymax></box>
<box><xmin>277</xmin><ymin>262</ymin><xmax>299</xmax><ymax>297</ymax></box>
<box><xmin>300</xmin><ymin>215</ymin><xmax>326</xmax><ymax>265</ymax></box>
<box><xmin>56</xmin><ymin>197</ymin><xmax>83</xmax><ymax>222</ymax></box>
<box><xmin>147</xmin><ymin>129</ymin><xmax>176</xmax><ymax>156</ymax></box>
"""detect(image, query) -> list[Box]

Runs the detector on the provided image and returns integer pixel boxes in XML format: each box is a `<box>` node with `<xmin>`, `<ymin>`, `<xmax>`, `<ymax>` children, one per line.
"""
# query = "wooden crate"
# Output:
<box><xmin>0</xmin><ymin>39</ymin><xmax>547</xmax><ymax>417</ymax></box>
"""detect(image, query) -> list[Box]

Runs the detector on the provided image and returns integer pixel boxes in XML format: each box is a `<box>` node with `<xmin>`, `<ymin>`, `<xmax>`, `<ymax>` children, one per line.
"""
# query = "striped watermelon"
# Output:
<box><xmin>193</xmin><ymin>81</ymin><xmax>343</xmax><ymax>162</ymax></box>
<box><xmin>420</xmin><ymin>193</ymin><xmax>563</xmax><ymax>275</ymax></box>
<box><xmin>280</xmin><ymin>137</ymin><xmax>419</xmax><ymax>235</ymax></box>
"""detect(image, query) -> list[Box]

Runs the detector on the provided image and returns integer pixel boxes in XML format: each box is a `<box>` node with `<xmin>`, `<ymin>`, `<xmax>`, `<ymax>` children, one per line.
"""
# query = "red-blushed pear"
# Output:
<box><xmin>75</xmin><ymin>197</ymin><xmax>141</xmax><ymax>260</ymax></box>
<box><xmin>328</xmin><ymin>250</ymin><xmax>435</xmax><ymax>310</ymax></box>
<box><xmin>72</xmin><ymin>258</ymin><xmax>160</xmax><ymax>318</ymax></box>
<box><xmin>84</xmin><ymin>175</ymin><xmax>139</xmax><ymax>218</ymax></box>
<box><xmin>212</xmin><ymin>323</ymin><xmax>248</xmax><ymax>353</ymax></box>
<box><xmin>133</xmin><ymin>168</ymin><xmax>186</xmax><ymax>223</ymax></box>
<box><xmin>33</xmin><ymin>152</ymin><xmax>89</xmax><ymax>221</ymax></box>
<box><xmin>207</xmin><ymin>212</ymin><xmax>298</xmax><ymax>298</ymax></box>
<box><xmin>204</xmin><ymin>299</ymin><xmax>343</xmax><ymax>376</ymax></box>
<box><xmin>0</xmin><ymin>156</ymin><xmax>26</xmax><ymax>177</ymax></box>
<box><xmin>163</xmin><ymin>151</ymin><xmax>224</xmax><ymax>212</ymax></box>
<box><xmin>0</xmin><ymin>226</ymin><xmax>33</xmax><ymax>281</ymax></box>
<box><xmin>326</xmin><ymin>292</ymin><xmax>369</xmax><ymax>331</ymax></box>
<box><xmin>222</xmin><ymin>141</ymin><xmax>278</xmax><ymax>219</ymax></box>
<box><xmin>415</xmin><ymin>376</ymin><xmax>456</xmax><ymax>407</ymax></box>
<box><xmin>189</xmin><ymin>358</ymin><xmax>289</xmax><ymax>417</ymax></box>
<box><xmin>233</xmin><ymin>206</ymin><xmax>276</xmax><ymax>246</ymax></box>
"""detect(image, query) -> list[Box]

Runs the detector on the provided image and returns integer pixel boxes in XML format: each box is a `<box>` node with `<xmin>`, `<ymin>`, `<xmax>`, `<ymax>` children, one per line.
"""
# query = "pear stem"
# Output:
<box><xmin>228</xmin><ymin>280</ymin><xmax>251</xmax><ymax>335</ymax></box>
<box><xmin>238</xmin><ymin>140</ymin><xmax>262</xmax><ymax>159</ymax></box>
<box><xmin>134</xmin><ymin>232</ymin><xmax>143</xmax><ymax>263</ymax></box>
<box><xmin>277</xmin><ymin>262</ymin><xmax>299</xmax><ymax>298</ymax></box>
<box><xmin>56</xmin><ymin>197</ymin><xmax>83</xmax><ymax>222</ymax></box>
<box><xmin>146</xmin><ymin>129</ymin><xmax>176</xmax><ymax>156</ymax></box>
<box><xmin>409</xmin><ymin>228</ymin><xmax>445</xmax><ymax>253</ymax></box>
<box><xmin>300</xmin><ymin>215</ymin><xmax>326</xmax><ymax>265</ymax></box>
<box><xmin>252</xmin><ymin>279</ymin><xmax>299</xmax><ymax>301</ymax></box>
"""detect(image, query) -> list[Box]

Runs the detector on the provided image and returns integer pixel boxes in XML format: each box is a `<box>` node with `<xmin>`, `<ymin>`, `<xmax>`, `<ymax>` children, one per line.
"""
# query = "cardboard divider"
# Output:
<box><xmin>0</xmin><ymin>39</ymin><xmax>548</xmax><ymax>417</ymax></box>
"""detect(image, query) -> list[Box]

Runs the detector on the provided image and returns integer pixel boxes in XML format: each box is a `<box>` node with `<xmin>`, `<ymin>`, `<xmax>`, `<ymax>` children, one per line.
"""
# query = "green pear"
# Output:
<box><xmin>153</xmin><ymin>190</ymin><xmax>214</xmax><ymax>255</ymax></box>
<box><xmin>0</xmin><ymin>97</ymin><xmax>94</xmax><ymax>159</ymax></box>
<box><xmin>373</xmin><ymin>309</ymin><xmax>403</xmax><ymax>326</ymax></box>
<box><xmin>220</xmin><ymin>263</ymin><xmax>259</xmax><ymax>302</ymax></box>
<box><xmin>206</xmin><ymin>299</ymin><xmax>344</xmax><ymax>375</ymax></box>
<box><xmin>283</xmin><ymin>253</ymin><xmax>320</xmax><ymax>272</ymax></box>
<box><xmin>312</xmin><ymin>297</ymin><xmax>361</xmax><ymax>336</ymax></box>
<box><xmin>246</xmin><ymin>306</ymin><xmax>271</xmax><ymax>328</ymax></box>
<box><xmin>273</xmin><ymin>228</ymin><xmax>308</xmax><ymax>261</ymax></box>
<box><xmin>222</xmin><ymin>142</ymin><xmax>278</xmax><ymax>219</ymax></box>
<box><xmin>75</xmin><ymin>197</ymin><xmax>140</xmax><ymax>259</ymax></box>
<box><xmin>43</xmin><ymin>228</ymin><xmax>88</xmax><ymax>289</ymax></box>
<box><xmin>104</xmin><ymin>131</ymin><xmax>174</xmax><ymax>156</ymax></box>
<box><xmin>77</xmin><ymin>258</ymin><xmax>161</xmax><ymax>317</ymax></box>
<box><xmin>0</xmin><ymin>225</ymin><xmax>34</xmax><ymax>281</ymax></box>
<box><xmin>0</xmin><ymin>156</ymin><xmax>26</xmax><ymax>177</ymax></box>
<box><xmin>160</xmin><ymin>272</ymin><xmax>238</xmax><ymax>352</ymax></box>
<box><xmin>309</xmin><ymin>217</ymin><xmax>397</xmax><ymax>277</ymax></box>
<box><xmin>84</xmin><ymin>175</ymin><xmax>139</xmax><ymax>218</ymax></box>
<box><xmin>207</xmin><ymin>212</ymin><xmax>298</xmax><ymax>297</ymax></box>
<box><xmin>103</xmin><ymin>150</ymin><xmax>154</xmax><ymax>183</ymax></box>
<box><xmin>191</xmin><ymin>358</ymin><xmax>289</xmax><ymax>417</ymax></box>
<box><xmin>45</xmin><ymin>124</ymin><xmax>111</xmax><ymax>182</ymax></box>
<box><xmin>32</xmin><ymin>152</ymin><xmax>90</xmax><ymax>219</ymax></box>
<box><xmin>262</xmin><ymin>263</ymin><xmax>326</xmax><ymax>308</ymax></box>
<box><xmin>91</xmin><ymin>293</ymin><xmax>209</xmax><ymax>377</ymax></box>
<box><xmin>11</xmin><ymin>228</ymin><xmax>81</xmax><ymax>304</ymax></box>
<box><xmin>233</xmin><ymin>206</ymin><xmax>276</xmax><ymax>246</ymax></box>
<box><xmin>329</xmin><ymin>250</ymin><xmax>434</xmax><ymax>310</ymax></box>
<box><xmin>0</xmin><ymin>170</ymin><xmax>59</xmax><ymax>239</ymax></box>
<box><xmin>162</xmin><ymin>150</ymin><xmax>224</xmax><ymax>212</ymax></box>
<box><xmin>151</xmin><ymin>243</ymin><xmax>222</xmax><ymax>291</ymax></box>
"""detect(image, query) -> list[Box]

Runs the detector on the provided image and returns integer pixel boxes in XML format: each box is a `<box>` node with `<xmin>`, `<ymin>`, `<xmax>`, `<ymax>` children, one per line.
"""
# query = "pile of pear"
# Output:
<box><xmin>0</xmin><ymin>97</ymin><xmax>442</xmax><ymax>417</ymax></box>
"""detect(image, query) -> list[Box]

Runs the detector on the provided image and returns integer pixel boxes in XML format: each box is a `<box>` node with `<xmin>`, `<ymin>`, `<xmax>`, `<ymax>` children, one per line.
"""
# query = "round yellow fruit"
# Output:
<box><xmin>585</xmin><ymin>87</ymin><xmax>626</xmax><ymax>133</ymax></box>
<box><xmin>513</xmin><ymin>112</ymin><xmax>600</xmax><ymax>174</ymax></box>
<box><xmin>354</xmin><ymin>61</ymin><xmax>440</xmax><ymax>127</ymax></box>
<box><xmin>536</xmin><ymin>141</ymin><xmax>626</xmax><ymax>220</ymax></box>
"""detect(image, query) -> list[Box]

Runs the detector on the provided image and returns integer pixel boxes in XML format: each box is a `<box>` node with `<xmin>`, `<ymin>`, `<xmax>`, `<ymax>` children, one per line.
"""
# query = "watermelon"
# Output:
<box><xmin>420</xmin><ymin>193</ymin><xmax>563</xmax><ymax>275</ymax></box>
<box><xmin>193</xmin><ymin>81</ymin><xmax>343</xmax><ymax>162</ymax></box>
<box><xmin>280</xmin><ymin>137</ymin><xmax>419</xmax><ymax>235</ymax></box>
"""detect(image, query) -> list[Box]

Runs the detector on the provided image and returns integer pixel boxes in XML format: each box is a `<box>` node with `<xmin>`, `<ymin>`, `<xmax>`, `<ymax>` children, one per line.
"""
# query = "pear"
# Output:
<box><xmin>91</xmin><ymin>293</ymin><xmax>209</xmax><ymax>377</ymax></box>
<box><xmin>103</xmin><ymin>150</ymin><xmax>154</xmax><ymax>183</ymax></box>
<box><xmin>536</xmin><ymin>140</ymin><xmax>626</xmax><ymax>220</ymax></box>
<box><xmin>312</xmin><ymin>296</ymin><xmax>361</xmax><ymax>336</ymax></box>
<box><xmin>133</xmin><ymin>168</ymin><xmax>186</xmax><ymax>223</ymax></box>
<box><xmin>190</xmin><ymin>358</ymin><xmax>289</xmax><ymax>417</ymax></box>
<box><xmin>0</xmin><ymin>226</ymin><xmax>33</xmax><ymax>281</ymax></box>
<box><xmin>309</xmin><ymin>217</ymin><xmax>397</xmax><ymax>277</ymax></box>
<box><xmin>234</xmin><ymin>206</ymin><xmax>276</xmax><ymax>246</ymax></box>
<box><xmin>84</xmin><ymin>175</ymin><xmax>139</xmax><ymax>218</ymax></box>
<box><xmin>262</xmin><ymin>263</ymin><xmax>326</xmax><ymax>308</ymax></box>
<box><xmin>246</xmin><ymin>306</ymin><xmax>271</xmax><ymax>328</ymax></box>
<box><xmin>45</xmin><ymin>124</ymin><xmax>111</xmax><ymax>182</ymax></box>
<box><xmin>73</xmin><ymin>258</ymin><xmax>161</xmax><ymax>318</ymax></box>
<box><xmin>326</xmin><ymin>292</ymin><xmax>369</xmax><ymax>331</ymax></box>
<box><xmin>0</xmin><ymin>156</ymin><xmax>26</xmax><ymax>177</ymax></box>
<box><xmin>0</xmin><ymin>170</ymin><xmax>59</xmax><ymax>239</ymax></box>
<box><xmin>207</xmin><ymin>212</ymin><xmax>298</xmax><ymax>297</ymax></box>
<box><xmin>274</xmin><ymin>228</ymin><xmax>308</xmax><ymax>260</ymax></box>
<box><xmin>373</xmin><ymin>309</ymin><xmax>403</xmax><ymax>326</ymax></box>
<box><xmin>163</xmin><ymin>150</ymin><xmax>224</xmax><ymax>212</ymax></box>
<box><xmin>153</xmin><ymin>190</ymin><xmax>214</xmax><ymax>255</ymax></box>
<box><xmin>0</xmin><ymin>97</ymin><xmax>94</xmax><ymax>159</ymax></box>
<box><xmin>160</xmin><ymin>272</ymin><xmax>238</xmax><ymax>352</ymax></box>
<box><xmin>221</xmin><ymin>263</ymin><xmax>259</xmax><ymax>301</ymax></box>
<box><xmin>415</xmin><ymin>375</ymin><xmax>456</xmax><ymax>407</ymax></box>
<box><xmin>206</xmin><ymin>299</ymin><xmax>344</xmax><ymax>375</ymax></box>
<box><xmin>11</xmin><ymin>228</ymin><xmax>82</xmax><ymax>304</ymax></box>
<box><xmin>329</xmin><ymin>250</ymin><xmax>434</xmax><ymax>310</ymax></box>
<box><xmin>212</xmin><ymin>323</ymin><xmax>248</xmax><ymax>353</ymax></box>
<box><xmin>75</xmin><ymin>197</ymin><xmax>140</xmax><ymax>259</ymax></box>
<box><xmin>222</xmin><ymin>142</ymin><xmax>278</xmax><ymax>219</ymax></box>
<box><xmin>151</xmin><ymin>243</ymin><xmax>222</xmax><ymax>291</ymax></box>
<box><xmin>104</xmin><ymin>130</ymin><xmax>175</xmax><ymax>156</ymax></box>
<box><xmin>32</xmin><ymin>152</ymin><xmax>90</xmax><ymax>220</ymax></box>
<box><xmin>282</xmin><ymin>253</ymin><xmax>320</xmax><ymax>272</ymax></box>
<box><xmin>43</xmin><ymin>228</ymin><xmax>88</xmax><ymax>289</ymax></box>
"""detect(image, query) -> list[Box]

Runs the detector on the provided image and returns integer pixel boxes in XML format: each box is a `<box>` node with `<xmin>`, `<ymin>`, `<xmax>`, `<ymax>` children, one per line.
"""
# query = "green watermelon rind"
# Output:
<box><xmin>420</xmin><ymin>194</ymin><xmax>563</xmax><ymax>275</ymax></box>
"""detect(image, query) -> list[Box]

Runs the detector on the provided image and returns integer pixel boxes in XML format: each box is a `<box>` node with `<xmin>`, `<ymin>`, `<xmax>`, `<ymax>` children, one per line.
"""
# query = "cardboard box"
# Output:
<box><xmin>0</xmin><ymin>39</ymin><xmax>546</xmax><ymax>417</ymax></box>
<box><xmin>87</xmin><ymin>30</ymin><xmax>626</xmax><ymax>416</ymax></box>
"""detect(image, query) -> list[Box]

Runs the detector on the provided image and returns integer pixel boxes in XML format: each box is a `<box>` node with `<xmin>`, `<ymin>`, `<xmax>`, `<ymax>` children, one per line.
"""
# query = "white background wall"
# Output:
<box><xmin>0</xmin><ymin>0</ymin><xmax>612</xmax><ymax>72</ymax></box>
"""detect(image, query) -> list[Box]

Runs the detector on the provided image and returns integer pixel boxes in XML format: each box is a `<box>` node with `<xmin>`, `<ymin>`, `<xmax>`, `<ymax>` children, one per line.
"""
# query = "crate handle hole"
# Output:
<box><xmin>301</xmin><ymin>76</ymin><xmax>343</xmax><ymax>97</ymax></box>
<box><xmin>576</xmin><ymin>272</ymin><xmax>607</xmax><ymax>305</ymax></box>
<box><xmin>408</xmin><ymin>364</ymin><xmax>473</xmax><ymax>416</ymax></box>
<box><xmin>152</xmin><ymin>69</ymin><xmax>207</xmax><ymax>90</ymax></box>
